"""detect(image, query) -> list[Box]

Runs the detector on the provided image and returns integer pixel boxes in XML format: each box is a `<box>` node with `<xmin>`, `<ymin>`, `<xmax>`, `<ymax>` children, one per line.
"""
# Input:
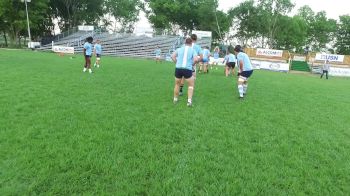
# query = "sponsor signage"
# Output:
<box><xmin>293</xmin><ymin>55</ymin><xmax>306</xmax><ymax>61</ymax></box>
<box><xmin>192</xmin><ymin>30</ymin><xmax>212</xmax><ymax>38</ymax></box>
<box><xmin>329</xmin><ymin>67</ymin><xmax>350</xmax><ymax>77</ymax></box>
<box><xmin>52</xmin><ymin>46</ymin><xmax>75</xmax><ymax>54</ymax></box>
<box><xmin>315</xmin><ymin>53</ymin><xmax>344</xmax><ymax>63</ymax></box>
<box><xmin>251</xmin><ymin>60</ymin><xmax>289</xmax><ymax>72</ymax></box>
<box><xmin>78</xmin><ymin>25</ymin><xmax>94</xmax><ymax>31</ymax></box>
<box><xmin>256</xmin><ymin>48</ymin><xmax>283</xmax><ymax>57</ymax></box>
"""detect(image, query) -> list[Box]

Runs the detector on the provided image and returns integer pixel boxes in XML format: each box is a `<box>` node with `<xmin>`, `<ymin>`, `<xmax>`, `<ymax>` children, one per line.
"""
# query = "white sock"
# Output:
<box><xmin>238</xmin><ymin>85</ymin><xmax>244</xmax><ymax>97</ymax></box>
<box><xmin>188</xmin><ymin>98</ymin><xmax>192</xmax><ymax>103</ymax></box>
<box><xmin>243</xmin><ymin>84</ymin><xmax>248</xmax><ymax>94</ymax></box>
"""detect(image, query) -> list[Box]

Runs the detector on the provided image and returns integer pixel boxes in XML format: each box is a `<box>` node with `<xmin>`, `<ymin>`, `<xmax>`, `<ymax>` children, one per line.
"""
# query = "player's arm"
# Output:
<box><xmin>193</xmin><ymin>51</ymin><xmax>198</xmax><ymax>66</ymax></box>
<box><xmin>171</xmin><ymin>51</ymin><xmax>177</xmax><ymax>63</ymax></box>
<box><xmin>239</xmin><ymin>60</ymin><xmax>244</xmax><ymax>73</ymax></box>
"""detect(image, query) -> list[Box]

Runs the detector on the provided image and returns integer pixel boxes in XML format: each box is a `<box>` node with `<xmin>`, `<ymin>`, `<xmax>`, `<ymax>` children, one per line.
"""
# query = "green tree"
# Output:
<box><xmin>274</xmin><ymin>15</ymin><xmax>307</xmax><ymax>51</ymax></box>
<box><xmin>257</xmin><ymin>0</ymin><xmax>295</xmax><ymax>48</ymax></box>
<box><xmin>145</xmin><ymin>0</ymin><xmax>230</xmax><ymax>40</ymax></box>
<box><xmin>104</xmin><ymin>0</ymin><xmax>141</xmax><ymax>33</ymax></box>
<box><xmin>49</xmin><ymin>0</ymin><xmax>104</xmax><ymax>31</ymax></box>
<box><xmin>334</xmin><ymin>15</ymin><xmax>350</xmax><ymax>55</ymax></box>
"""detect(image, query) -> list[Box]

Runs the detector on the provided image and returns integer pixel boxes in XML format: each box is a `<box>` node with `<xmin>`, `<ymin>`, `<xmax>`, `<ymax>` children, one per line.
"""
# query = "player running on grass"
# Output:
<box><xmin>172</xmin><ymin>38</ymin><xmax>198</xmax><ymax>107</ymax></box>
<box><xmin>179</xmin><ymin>34</ymin><xmax>203</xmax><ymax>96</ymax></box>
<box><xmin>223</xmin><ymin>47</ymin><xmax>236</xmax><ymax>77</ymax></box>
<box><xmin>93</xmin><ymin>39</ymin><xmax>102</xmax><ymax>68</ymax></box>
<box><xmin>234</xmin><ymin>45</ymin><xmax>253</xmax><ymax>99</ymax></box>
<box><xmin>211</xmin><ymin>46</ymin><xmax>220</xmax><ymax>70</ymax></box>
<box><xmin>83</xmin><ymin>36</ymin><xmax>93</xmax><ymax>74</ymax></box>
<box><xmin>154</xmin><ymin>45</ymin><xmax>162</xmax><ymax>63</ymax></box>
<box><xmin>202</xmin><ymin>46</ymin><xmax>211</xmax><ymax>74</ymax></box>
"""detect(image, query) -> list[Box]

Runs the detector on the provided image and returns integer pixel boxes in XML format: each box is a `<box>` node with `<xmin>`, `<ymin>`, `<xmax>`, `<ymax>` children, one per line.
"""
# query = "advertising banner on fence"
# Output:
<box><xmin>192</xmin><ymin>30</ymin><xmax>212</xmax><ymax>38</ymax></box>
<box><xmin>293</xmin><ymin>55</ymin><xmax>306</xmax><ymax>61</ymax></box>
<box><xmin>256</xmin><ymin>48</ymin><xmax>283</xmax><ymax>57</ymax></box>
<box><xmin>251</xmin><ymin>60</ymin><xmax>289</xmax><ymax>72</ymax></box>
<box><xmin>329</xmin><ymin>67</ymin><xmax>350</xmax><ymax>77</ymax></box>
<box><xmin>78</xmin><ymin>25</ymin><xmax>94</xmax><ymax>31</ymax></box>
<box><xmin>52</xmin><ymin>46</ymin><xmax>75</xmax><ymax>54</ymax></box>
<box><xmin>315</xmin><ymin>53</ymin><xmax>344</xmax><ymax>63</ymax></box>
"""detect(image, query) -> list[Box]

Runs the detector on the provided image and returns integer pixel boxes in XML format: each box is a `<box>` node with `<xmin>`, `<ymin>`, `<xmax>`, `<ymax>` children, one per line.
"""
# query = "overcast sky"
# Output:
<box><xmin>218</xmin><ymin>0</ymin><xmax>349</xmax><ymax>19</ymax></box>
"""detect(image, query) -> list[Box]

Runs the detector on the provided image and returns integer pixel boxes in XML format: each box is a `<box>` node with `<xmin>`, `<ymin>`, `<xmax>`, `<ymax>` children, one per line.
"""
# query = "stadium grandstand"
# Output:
<box><xmin>38</xmin><ymin>28</ymin><xmax>212</xmax><ymax>59</ymax></box>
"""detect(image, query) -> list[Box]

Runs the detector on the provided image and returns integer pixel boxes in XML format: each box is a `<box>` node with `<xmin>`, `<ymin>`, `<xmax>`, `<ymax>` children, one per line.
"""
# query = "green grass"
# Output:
<box><xmin>1</xmin><ymin>49</ymin><xmax>350</xmax><ymax>195</ymax></box>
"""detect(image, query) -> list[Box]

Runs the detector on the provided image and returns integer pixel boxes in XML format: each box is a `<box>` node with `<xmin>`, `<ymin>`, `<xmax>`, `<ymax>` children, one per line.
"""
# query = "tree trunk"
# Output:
<box><xmin>2</xmin><ymin>31</ymin><xmax>8</xmax><ymax>47</ymax></box>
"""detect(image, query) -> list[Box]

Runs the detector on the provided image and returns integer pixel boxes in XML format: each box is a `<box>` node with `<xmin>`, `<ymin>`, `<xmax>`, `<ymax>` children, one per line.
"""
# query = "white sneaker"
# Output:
<box><xmin>83</xmin><ymin>68</ymin><xmax>87</xmax><ymax>72</ymax></box>
<box><xmin>187</xmin><ymin>102</ymin><xmax>192</xmax><ymax>107</ymax></box>
<box><xmin>97</xmin><ymin>65</ymin><xmax>100</xmax><ymax>68</ymax></box>
<box><xmin>89</xmin><ymin>69</ymin><xmax>92</xmax><ymax>74</ymax></box>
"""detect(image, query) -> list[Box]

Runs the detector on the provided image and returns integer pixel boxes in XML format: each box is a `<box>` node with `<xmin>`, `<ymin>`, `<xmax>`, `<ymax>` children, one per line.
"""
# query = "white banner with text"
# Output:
<box><xmin>329</xmin><ymin>67</ymin><xmax>350</xmax><ymax>77</ymax></box>
<box><xmin>52</xmin><ymin>46</ymin><xmax>75</xmax><ymax>54</ymax></box>
<box><xmin>315</xmin><ymin>53</ymin><xmax>344</xmax><ymax>62</ymax></box>
<box><xmin>256</xmin><ymin>48</ymin><xmax>283</xmax><ymax>57</ymax></box>
<box><xmin>251</xmin><ymin>60</ymin><xmax>289</xmax><ymax>72</ymax></box>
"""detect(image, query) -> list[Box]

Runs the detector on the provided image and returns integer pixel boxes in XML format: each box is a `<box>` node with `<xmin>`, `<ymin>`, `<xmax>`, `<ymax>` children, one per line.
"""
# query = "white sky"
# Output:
<box><xmin>218</xmin><ymin>0</ymin><xmax>350</xmax><ymax>19</ymax></box>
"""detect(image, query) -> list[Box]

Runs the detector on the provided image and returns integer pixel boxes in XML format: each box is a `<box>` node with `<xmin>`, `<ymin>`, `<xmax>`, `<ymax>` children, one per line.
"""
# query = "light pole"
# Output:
<box><xmin>23</xmin><ymin>0</ymin><xmax>31</xmax><ymax>42</ymax></box>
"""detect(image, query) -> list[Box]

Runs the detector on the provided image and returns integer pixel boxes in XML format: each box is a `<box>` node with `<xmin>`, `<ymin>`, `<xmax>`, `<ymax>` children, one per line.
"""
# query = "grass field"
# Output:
<box><xmin>1</xmin><ymin>49</ymin><xmax>350</xmax><ymax>195</ymax></box>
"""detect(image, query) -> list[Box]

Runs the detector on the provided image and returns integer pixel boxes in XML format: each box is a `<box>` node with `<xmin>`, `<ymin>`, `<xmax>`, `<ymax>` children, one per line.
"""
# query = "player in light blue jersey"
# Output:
<box><xmin>93</xmin><ymin>39</ymin><xmax>102</xmax><ymax>68</ymax></box>
<box><xmin>83</xmin><ymin>36</ymin><xmax>93</xmax><ymax>73</ymax></box>
<box><xmin>179</xmin><ymin>34</ymin><xmax>203</xmax><ymax>96</ymax></box>
<box><xmin>154</xmin><ymin>45</ymin><xmax>162</xmax><ymax>63</ymax></box>
<box><xmin>171</xmin><ymin>38</ymin><xmax>198</xmax><ymax>106</ymax></box>
<box><xmin>234</xmin><ymin>45</ymin><xmax>253</xmax><ymax>99</ymax></box>
<box><xmin>211</xmin><ymin>46</ymin><xmax>220</xmax><ymax>70</ymax></box>
<box><xmin>223</xmin><ymin>47</ymin><xmax>236</xmax><ymax>77</ymax></box>
<box><xmin>201</xmin><ymin>46</ymin><xmax>211</xmax><ymax>73</ymax></box>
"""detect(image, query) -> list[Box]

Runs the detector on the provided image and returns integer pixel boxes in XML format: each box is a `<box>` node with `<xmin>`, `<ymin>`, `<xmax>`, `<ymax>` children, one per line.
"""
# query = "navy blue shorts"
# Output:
<box><xmin>227</xmin><ymin>62</ymin><xmax>236</xmax><ymax>68</ymax></box>
<box><xmin>241</xmin><ymin>70</ymin><xmax>253</xmax><ymax>78</ymax></box>
<box><xmin>85</xmin><ymin>55</ymin><xmax>91</xmax><ymax>58</ymax></box>
<box><xmin>96</xmin><ymin>54</ymin><xmax>101</xmax><ymax>58</ymax></box>
<box><xmin>175</xmin><ymin>68</ymin><xmax>192</xmax><ymax>79</ymax></box>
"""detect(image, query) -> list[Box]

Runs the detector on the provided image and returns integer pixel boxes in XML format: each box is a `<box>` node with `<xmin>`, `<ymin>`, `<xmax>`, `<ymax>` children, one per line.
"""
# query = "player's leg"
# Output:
<box><xmin>179</xmin><ymin>77</ymin><xmax>185</xmax><ymax>96</ymax></box>
<box><xmin>87</xmin><ymin>56</ymin><xmax>92</xmax><ymax>73</ymax></box>
<box><xmin>83</xmin><ymin>55</ymin><xmax>89</xmax><ymax>72</ymax></box>
<box><xmin>185</xmin><ymin>75</ymin><xmax>194</xmax><ymax>106</ymax></box>
<box><xmin>238</xmin><ymin>75</ymin><xmax>245</xmax><ymax>98</ymax></box>
<box><xmin>173</xmin><ymin>69</ymin><xmax>182</xmax><ymax>103</ymax></box>
<box><xmin>96</xmin><ymin>55</ymin><xmax>101</xmax><ymax>68</ymax></box>
<box><xmin>326</xmin><ymin>71</ymin><xmax>328</xmax><ymax>79</ymax></box>
<box><xmin>231</xmin><ymin>63</ymin><xmax>236</xmax><ymax>75</ymax></box>
<box><xmin>225</xmin><ymin>65</ymin><xmax>229</xmax><ymax>77</ymax></box>
<box><xmin>320</xmin><ymin>70</ymin><xmax>324</xmax><ymax>78</ymax></box>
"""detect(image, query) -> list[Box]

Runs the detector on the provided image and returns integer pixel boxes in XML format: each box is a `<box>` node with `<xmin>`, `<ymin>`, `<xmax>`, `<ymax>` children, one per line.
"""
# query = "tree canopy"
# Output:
<box><xmin>0</xmin><ymin>0</ymin><xmax>349</xmax><ymax>54</ymax></box>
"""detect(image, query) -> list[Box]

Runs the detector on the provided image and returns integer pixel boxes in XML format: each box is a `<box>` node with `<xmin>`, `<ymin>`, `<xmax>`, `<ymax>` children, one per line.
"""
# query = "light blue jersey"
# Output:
<box><xmin>192</xmin><ymin>43</ymin><xmax>202</xmax><ymax>56</ymax></box>
<box><xmin>84</xmin><ymin>42</ymin><xmax>93</xmax><ymax>56</ymax></box>
<box><xmin>94</xmin><ymin>44</ymin><xmax>102</xmax><ymax>54</ymax></box>
<box><xmin>155</xmin><ymin>49</ymin><xmax>161</xmax><ymax>56</ymax></box>
<box><xmin>175</xmin><ymin>46</ymin><xmax>198</xmax><ymax>70</ymax></box>
<box><xmin>213</xmin><ymin>52</ymin><xmax>219</xmax><ymax>59</ymax></box>
<box><xmin>202</xmin><ymin>49</ymin><xmax>210</xmax><ymax>61</ymax></box>
<box><xmin>224</xmin><ymin>54</ymin><xmax>236</xmax><ymax>63</ymax></box>
<box><xmin>237</xmin><ymin>52</ymin><xmax>252</xmax><ymax>71</ymax></box>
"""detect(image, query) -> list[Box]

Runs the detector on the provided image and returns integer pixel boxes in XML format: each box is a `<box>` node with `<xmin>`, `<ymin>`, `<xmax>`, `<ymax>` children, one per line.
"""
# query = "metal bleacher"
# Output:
<box><xmin>38</xmin><ymin>29</ymin><xmax>212</xmax><ymax>59</ymax></box>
